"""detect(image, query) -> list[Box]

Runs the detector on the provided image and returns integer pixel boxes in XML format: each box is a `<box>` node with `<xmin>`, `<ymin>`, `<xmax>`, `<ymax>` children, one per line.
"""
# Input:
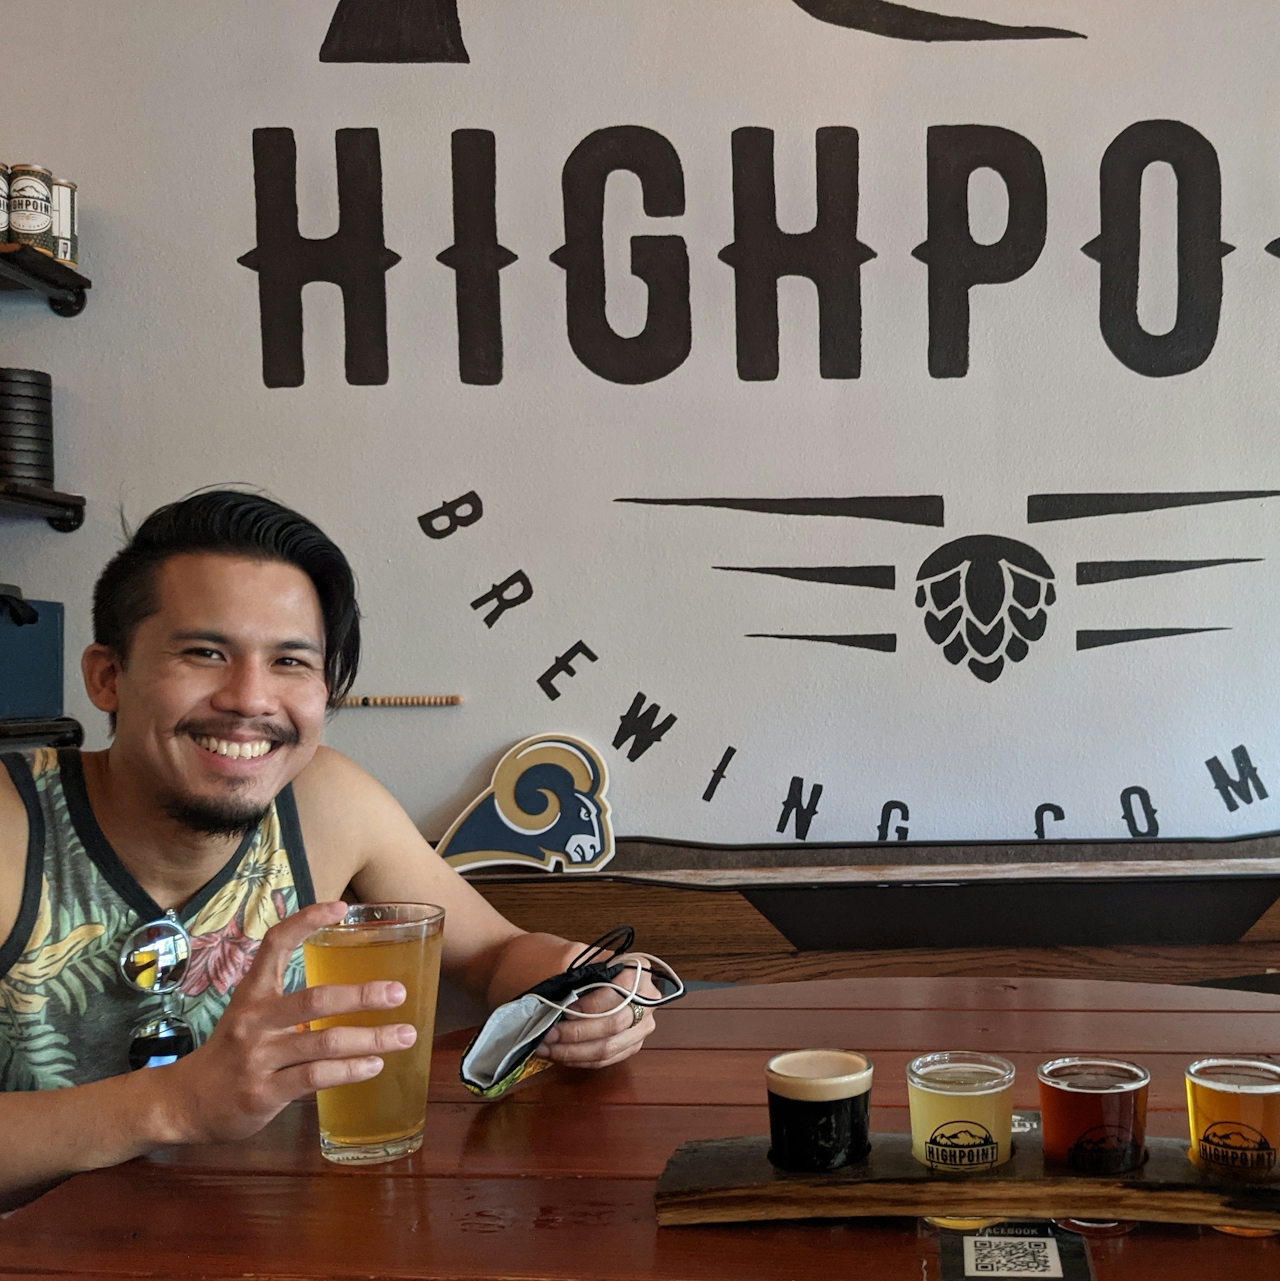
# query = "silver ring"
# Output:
<box><xmin>630</xmin><ymin>1002</ymin><xmax>645</xmax><ymax>1028</ymax></box>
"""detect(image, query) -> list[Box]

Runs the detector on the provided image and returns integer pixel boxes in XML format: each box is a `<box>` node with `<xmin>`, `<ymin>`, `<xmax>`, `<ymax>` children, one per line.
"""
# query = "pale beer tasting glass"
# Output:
<box><xmin>1185</xmin><ymin>1056</ymin><xmax>1280</xmax><ymax>1238</ymax></box>
<box><xmin>1037</xmin><ymin>1056</ymin><xmax>1150</xmax><ymax>1238</ymax></box>
<box><xmin>303</xmin><ymin>903</ymin><xmax>445</xmax><ymax>1165</ymax></box>
<box><xmin>764</xmin><ymin>1049</ymin><xmax>874</xmax><ymax>1172</ymax></box>
<box><xmin>907</xmin><ymin>1051</ymin><xmax>1016</xmax><ymax>1231</ymax></box>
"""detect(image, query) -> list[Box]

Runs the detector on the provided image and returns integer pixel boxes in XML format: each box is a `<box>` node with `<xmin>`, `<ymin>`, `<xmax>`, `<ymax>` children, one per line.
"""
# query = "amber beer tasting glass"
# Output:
<box><xmin>1038</xmin><ymin>1056</ymin><xmax>1150</xmax><ymax>1238</ymax></box>
<box><xmin>1185</xmin><ymin>1057</ymin><xmax>1280</xmax><ymax>1238</ymax></box>
<box><xmin>1038</xmin><ymin>1057</ymin><xmax>1149</xmax><ymax>1173</ymax></box>
<box><xmin>303</xmin><ymin>903</ymin><xmax>445</xmax><ymax>1165</ymax></box>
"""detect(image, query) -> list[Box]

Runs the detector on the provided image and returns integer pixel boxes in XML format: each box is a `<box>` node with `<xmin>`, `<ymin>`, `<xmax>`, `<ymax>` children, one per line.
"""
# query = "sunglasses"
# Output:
<box><xmin>118</xmin><ymin>916</ymin><xmax>196</xmax><ymax>1070</ymax></box>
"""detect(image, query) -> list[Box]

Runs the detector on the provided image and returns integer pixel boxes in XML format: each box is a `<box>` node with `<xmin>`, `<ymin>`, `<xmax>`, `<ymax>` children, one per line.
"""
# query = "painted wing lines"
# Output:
<box><xmin>787</xmin><ymin>0</ymin><xmax>1084</xmax><ymax>42</ymax></box>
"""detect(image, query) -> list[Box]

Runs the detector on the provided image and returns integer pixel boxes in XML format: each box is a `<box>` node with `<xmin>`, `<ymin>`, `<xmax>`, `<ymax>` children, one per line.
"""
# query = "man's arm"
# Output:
<box><xmin>0</xmin><ymin>1059</ymin><xmax>187</xmax><ymax>1211</ymax></box>
<box><xmin>0</xmin><ymin>903</ymin><xmax>411</xmax><ymax>1210</ymax></box>
<box><xmin>291</xmin><ymin>748</ymin><xmax>657</xmax><ymax>1066</ymax></box>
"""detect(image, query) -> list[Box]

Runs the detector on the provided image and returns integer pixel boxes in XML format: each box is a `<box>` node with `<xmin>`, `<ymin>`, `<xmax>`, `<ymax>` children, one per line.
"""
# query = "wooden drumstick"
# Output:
<box><xmin>340</xmin><ymin>694</ymin><xmax>464</xmax><ymax>707</ymax></box>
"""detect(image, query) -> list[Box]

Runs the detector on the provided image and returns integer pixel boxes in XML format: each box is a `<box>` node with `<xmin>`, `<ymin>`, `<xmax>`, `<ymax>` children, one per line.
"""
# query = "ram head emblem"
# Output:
<box><xmin>436</xmin><ymin>734</ymin><xmax>613</xmax><ymax>873</ymax></box>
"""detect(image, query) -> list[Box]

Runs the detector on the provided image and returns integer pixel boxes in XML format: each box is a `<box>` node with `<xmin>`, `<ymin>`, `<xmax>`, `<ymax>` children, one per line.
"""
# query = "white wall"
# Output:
<box><xmin>3</xmin><ymin>1</ymin><xmax>1279</xmax><ymax>846</ymax></box>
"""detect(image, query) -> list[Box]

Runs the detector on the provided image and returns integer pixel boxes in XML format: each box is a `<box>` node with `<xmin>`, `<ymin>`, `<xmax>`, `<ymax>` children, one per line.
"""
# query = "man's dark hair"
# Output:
<box><xmin>93</xmin><ymin>489</ymin><xmax>360</xmax><ymax>706</ymax></box>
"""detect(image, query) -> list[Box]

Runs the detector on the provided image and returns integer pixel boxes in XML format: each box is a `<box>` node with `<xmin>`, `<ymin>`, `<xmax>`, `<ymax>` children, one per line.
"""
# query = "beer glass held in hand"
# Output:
<box><xmin>303</xmin><ymin>903</ymin><xmax>445</xmax><ymax>1165</ymax></box>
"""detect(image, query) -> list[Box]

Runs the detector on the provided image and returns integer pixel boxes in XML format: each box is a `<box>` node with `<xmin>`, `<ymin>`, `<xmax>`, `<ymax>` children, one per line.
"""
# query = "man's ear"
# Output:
<box><xmin>82</xmin><ymin>643</ymin><xmax>122</xmax><ymax>715</ymax></box>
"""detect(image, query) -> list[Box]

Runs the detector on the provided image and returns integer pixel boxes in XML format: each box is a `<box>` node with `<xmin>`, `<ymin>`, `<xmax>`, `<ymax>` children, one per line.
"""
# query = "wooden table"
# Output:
<box><xmin>3</xmin><ymin>977</ymin><xmax>1279</xmax><ymax>1279</ymax></box>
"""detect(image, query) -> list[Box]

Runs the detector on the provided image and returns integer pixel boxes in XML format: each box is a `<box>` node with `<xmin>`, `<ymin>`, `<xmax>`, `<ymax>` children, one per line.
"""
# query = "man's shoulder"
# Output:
<box><xmin>0</xmin><ymin>756</ymin><xmax>31</xmax><ymax>857</ymax></box>
<box><xmin>291</xmin><ymin>745</ymin><xmax>381</xmax><ymax>802</ymax></box>
<box><xmin>289</xmin><ymin>747</ymin><xmax>404</xmax><ymax>842</ymax></box>
<box><xmin>286</xmin><ymin>747</ymin><xmax>431</xmax><ymax>895</ymax></box>
<box><xmin>0</xmin><ymin>756</ymin><xmax>33</xmax><ymax>956</ymax></box>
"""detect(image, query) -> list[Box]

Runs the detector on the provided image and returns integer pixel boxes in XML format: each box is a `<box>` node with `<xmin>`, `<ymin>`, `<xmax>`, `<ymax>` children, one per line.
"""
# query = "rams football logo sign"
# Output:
<box><xmin>436</xmin><ymin>735</ymin><xmax>613</xmax><ymax>873</ymax></box>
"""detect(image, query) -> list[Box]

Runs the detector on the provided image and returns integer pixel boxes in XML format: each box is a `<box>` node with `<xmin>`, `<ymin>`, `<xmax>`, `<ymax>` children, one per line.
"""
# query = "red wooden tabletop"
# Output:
<box><xmin>3</xmin><ymin>976</ymin><xmax>1279</xmax><ymax>1280</ymax></box>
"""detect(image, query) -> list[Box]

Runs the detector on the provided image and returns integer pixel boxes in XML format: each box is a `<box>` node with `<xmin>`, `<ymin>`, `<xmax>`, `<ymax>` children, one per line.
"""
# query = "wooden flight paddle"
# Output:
<box><xmin>655</xmin><ymin>1115</ymin><xmax>1280</xmax><ymax>1230</ymax></box>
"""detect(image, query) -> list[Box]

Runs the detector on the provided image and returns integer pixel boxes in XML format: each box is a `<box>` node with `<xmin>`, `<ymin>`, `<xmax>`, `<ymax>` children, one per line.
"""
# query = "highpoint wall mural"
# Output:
<box><xmin>8</xmin><ymin>1</ymin><xmax>1279</xmax><ymax>850</ymax></box>
<box><xmin>243</xmin><ymin>2</ymin><xmax>1279</xmax><ymax>846</ymax></box>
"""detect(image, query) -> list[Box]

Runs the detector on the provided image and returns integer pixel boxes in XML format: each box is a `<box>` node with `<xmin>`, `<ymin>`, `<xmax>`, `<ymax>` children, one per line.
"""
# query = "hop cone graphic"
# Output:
<box><xmin>915</xmin><ymin>535</ymin><xmax>1056</xmax><ymax>683</ymax></box>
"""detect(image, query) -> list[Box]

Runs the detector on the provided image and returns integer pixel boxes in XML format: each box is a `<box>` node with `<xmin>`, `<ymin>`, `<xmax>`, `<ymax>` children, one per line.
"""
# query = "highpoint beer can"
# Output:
<box><xmin>0</xmin><ymin>165</ymin><xmax>9</xmax><ymax>242</ymax></box>
<box><xmin>52</xmin><ymin>179</ymin><xmax>77</xmax><ymax>266</ymax></box>
<box><xmin>8</xmin><ymin>165</ymin><xmax>54</xmax><ymax>256</ymax></box>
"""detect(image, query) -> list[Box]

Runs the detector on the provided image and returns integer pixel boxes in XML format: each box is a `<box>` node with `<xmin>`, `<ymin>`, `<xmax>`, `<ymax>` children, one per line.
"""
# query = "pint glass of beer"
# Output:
<box><xmin>1037</xmin><ymin>1057</ymin><xmax>1149</xmax><ymax>1173</ymax></box>
<box><xmin>303</xmin><ymin>903</ymin><xmax>445</xmax><ymax>1165</ymax></box>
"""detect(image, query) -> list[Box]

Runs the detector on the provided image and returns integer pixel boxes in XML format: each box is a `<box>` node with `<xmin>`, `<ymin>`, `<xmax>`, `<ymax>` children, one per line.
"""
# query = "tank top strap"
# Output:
<box><xmin>275</xmin><ymin>783</ymin><xmax>315</xmax><ymax>910</ymax></box>
<box><xmin>0</xmin><ymin>752</ymin><xmax>45</xmax><ymax>981</ymax></box>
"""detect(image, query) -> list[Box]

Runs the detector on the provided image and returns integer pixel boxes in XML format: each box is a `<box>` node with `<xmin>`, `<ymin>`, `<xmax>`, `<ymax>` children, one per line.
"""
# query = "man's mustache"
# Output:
<box><xmin>174</xmin><ymin>718</ymin><xmax>301</xmax><ymax>747</ymax></box>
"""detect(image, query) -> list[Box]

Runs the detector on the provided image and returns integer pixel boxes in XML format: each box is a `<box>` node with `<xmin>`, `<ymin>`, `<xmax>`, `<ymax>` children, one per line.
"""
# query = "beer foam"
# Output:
<box><xmin>1187</xmin><ymin>1057</ymin><xmax>1280</xmax><ymax>1094</ymax></box>
<box><xmin>766</xmin><ymin>1049</ymin><xmax>873</xmax><ymax>1102</ymax></box>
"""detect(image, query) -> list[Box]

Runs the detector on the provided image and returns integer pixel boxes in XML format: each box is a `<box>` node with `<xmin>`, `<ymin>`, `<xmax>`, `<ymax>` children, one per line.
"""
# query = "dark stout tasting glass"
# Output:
<box><xmin>766</xmin><ymin>1049</ymin><xmax>874</xmax><ymax>1173</ymax></box>
<box><xmin>1038</xmin><ymin>1056</ymin><xmax>1150</xmax><ymax>1238</ymax></box>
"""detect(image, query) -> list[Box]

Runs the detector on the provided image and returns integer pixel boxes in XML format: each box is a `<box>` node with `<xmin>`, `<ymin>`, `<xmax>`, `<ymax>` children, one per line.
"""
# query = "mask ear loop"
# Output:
<box><xmin>615</xmin><ymin>952</ymin><xmax>685</xmax><ymax>1005</ymax></box>
<box><xmin>569</xmin><ymin>925</ymin><xmax>635</xmax><ymax>971</ymax></box>
<box><xmin>528</xmin><ymin>952</ymin><xmax>685</xmax><ymax>1020</ymax></box>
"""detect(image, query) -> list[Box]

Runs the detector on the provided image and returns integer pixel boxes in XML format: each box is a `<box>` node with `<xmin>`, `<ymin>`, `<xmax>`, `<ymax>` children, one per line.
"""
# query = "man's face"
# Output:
<box><xmin>85</xmin><ymin>552</ymin><xmax>329</xmax><ymax>834</ymax></box>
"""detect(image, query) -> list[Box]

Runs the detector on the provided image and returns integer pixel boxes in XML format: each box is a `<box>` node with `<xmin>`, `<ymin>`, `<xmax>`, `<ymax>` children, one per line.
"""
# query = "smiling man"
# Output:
<box><xmin>0</xmin><ymin>490</ymin><xmax>656</xmax><ymax>1208</ymax></box>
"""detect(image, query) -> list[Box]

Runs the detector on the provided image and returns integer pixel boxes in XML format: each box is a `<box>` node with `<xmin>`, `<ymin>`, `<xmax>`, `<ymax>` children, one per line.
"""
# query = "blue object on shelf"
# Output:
<box><xmin>0</xmin><ymin>594</ymin><xmax>64</xmax><ymax>719</ymax></box>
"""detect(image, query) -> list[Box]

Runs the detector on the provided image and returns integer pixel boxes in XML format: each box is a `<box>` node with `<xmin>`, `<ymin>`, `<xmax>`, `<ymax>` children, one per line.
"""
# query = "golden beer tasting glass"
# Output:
<box><xmin>1185</xmin><ymin>1056</ymin><xmax>1280</xmax><ymax>1238</ymax></box>
<box><xmin>303</xmin><ymin>903</ymin><xmax>445</xmax><ymax>1165</ymax></box>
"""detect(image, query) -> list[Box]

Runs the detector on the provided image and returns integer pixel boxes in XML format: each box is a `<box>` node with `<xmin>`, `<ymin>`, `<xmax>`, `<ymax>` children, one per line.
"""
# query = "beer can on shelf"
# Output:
<box><xmin>8</xmin><ymin>165</ymin><xmax>54</xmax><ymax>256</ymax></box>
<box><xmin>1</xmin><ymin>165</ymin><xmax>9</xmax><ymax>242</ymax></box>
<box><xmin>52</xmin><ymin>178</ymin><xmax>77</xmax><ymax>266</ymax></box>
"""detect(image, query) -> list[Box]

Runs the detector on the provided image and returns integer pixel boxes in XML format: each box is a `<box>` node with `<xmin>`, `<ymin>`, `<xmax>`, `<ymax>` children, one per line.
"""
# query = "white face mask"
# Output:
<box><xmin>459</xmin><ymin>929</ymin><xmax>685</xmax><ymax>1098</ymax></box>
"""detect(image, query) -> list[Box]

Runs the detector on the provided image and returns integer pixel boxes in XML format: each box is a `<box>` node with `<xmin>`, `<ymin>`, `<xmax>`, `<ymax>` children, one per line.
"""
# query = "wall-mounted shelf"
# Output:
<box><xmin>0</xmin><ymin>244</ymin><xmax>90</xmax><ymax>316</ymax></box>
<box><xmin>0</xmin><ymin>717</ymin><xmax>83</xmax><ymax>750</ymax></box>
<box><xmin>0</xmin><ymin>481</ymin><xmax>85</xmax><ymax>531</ymax></box>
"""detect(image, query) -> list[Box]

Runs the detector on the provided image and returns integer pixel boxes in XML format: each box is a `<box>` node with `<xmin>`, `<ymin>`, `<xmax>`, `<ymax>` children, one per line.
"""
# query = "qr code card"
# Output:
<box><xmin>962</xmin><ymin>1235</ymin><xmax>1063</xmax><ymax>1278</ymax></box>
<box><xmin>938</xmin><ymin>1222</ymin><xmax>1092</xmax><ymax>1281</ymax></box>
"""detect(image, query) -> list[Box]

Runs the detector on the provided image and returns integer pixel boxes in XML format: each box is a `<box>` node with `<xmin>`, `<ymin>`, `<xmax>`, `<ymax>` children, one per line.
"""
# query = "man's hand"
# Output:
<box><xmin>534</xmin><ymin>961</ymin><xmax>661</xmax><ymax>1070</ymax></box>
<box><xmin>157</xmin><ymin>901</ymin><xmax>416</xmax><ymax>1145</ymax></box>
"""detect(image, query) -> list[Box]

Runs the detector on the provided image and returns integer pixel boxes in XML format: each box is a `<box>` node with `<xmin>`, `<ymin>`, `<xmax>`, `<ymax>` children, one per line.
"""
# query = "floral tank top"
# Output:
<box><xmin>0</xmin><ymin>748</ymin><xmax>315</xmax><ymax>1091</ymax></box>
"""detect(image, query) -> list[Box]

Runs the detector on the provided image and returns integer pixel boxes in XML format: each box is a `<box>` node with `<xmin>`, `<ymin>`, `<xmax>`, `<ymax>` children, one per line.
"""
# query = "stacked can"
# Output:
<box><xmin>2</xmin><ymin>165</ymin><xmax>78</xmax><ymax>265</ymax></box>
<box><xmin>52</xmin><ymin>179</ymin><xmax>77</xmax><ymax>267</ymax></box>
<box><xmin>0</xmin><ymin>369</ymin><xmax>54</xmax><ymax>489</ymax></box>
<box><xmin>8</xmin><ymin>166</ymin><xmax>54</xmax><ymax>256</ymax></box>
